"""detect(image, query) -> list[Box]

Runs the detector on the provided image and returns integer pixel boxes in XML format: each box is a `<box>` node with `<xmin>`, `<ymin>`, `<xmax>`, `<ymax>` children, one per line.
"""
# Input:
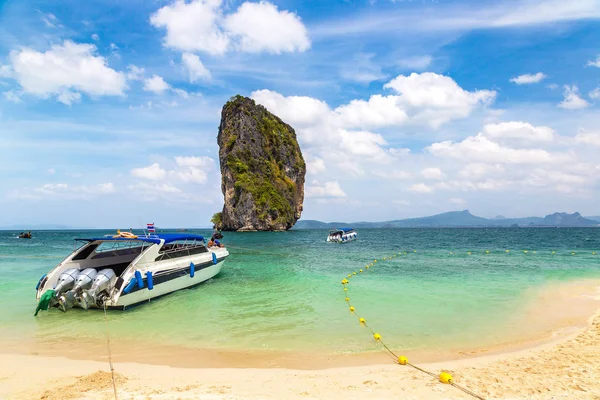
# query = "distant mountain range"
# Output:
<box><xmin>294</xmin><ymin>210</ymin><xmax>600</xmax><ymax>229</ymax></box>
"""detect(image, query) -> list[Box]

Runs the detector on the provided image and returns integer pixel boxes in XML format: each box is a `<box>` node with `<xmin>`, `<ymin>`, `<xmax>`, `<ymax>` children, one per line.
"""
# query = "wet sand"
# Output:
<box><xmin>1</xmin><ymin>279</ymin><xmax>599</xmax><ymax>399</ymax></box>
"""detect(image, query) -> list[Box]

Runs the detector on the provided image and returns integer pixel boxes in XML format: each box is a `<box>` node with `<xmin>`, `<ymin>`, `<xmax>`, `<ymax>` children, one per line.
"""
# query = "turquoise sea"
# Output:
<box><xmin>0</xmin><ymin>228</ymin><xmax>599</xmax><ymax>358</ymax></box>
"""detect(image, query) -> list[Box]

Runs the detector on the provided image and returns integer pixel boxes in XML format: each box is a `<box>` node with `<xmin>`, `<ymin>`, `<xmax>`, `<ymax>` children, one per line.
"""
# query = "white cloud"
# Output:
<box><xmin>586</xmin><ymin>55</ymin><xmax>600</xmax><ymax>68</ymax></box>
<box><xmin>509</xmin><ymin>72</ymin><xmax>546</xmax><ymax>85</ymax></box>
<box><xmin>91</xmin><ymin>34</ymin><xmax>100</xmax><ymax>41</ymax></box>
<box><xmin>383</xmin><ymin>72</ymin><xmax>496</xmax><ymax>128</ymax></box>
<box><xmin>251</xmin><ymin>89</ymin><xmax>330</xmax><ymax>127</ymax></box>
<box><xmin>150</xmin><ymin>0</ymin><xmax>309</xmax><ymax>54</ymax></box>
<box><xmin>306</xmin><ymin>157</ymin><xmax>326</xmax><ymax>175</ymax></box>
<box><xmin>421</xmin><ymin>167</ymin><xmax>444</xmax><ymax>180</ymax></box>
<box><xmin>126</xmin><ymin>65</ymin><xmax>145</xmax><ymax>81</ymax></box>
<box><xmin>175</xmin><ymin>156</ymin><xmax>214</xmax><ymax>168</ymax></box>
<box><xmin>11</xmin><ymin>182</ymin><xmax>116</xmax><ymax>200</ymax></box>
<box><xmin>372</xmin><ymin>169</ymin><xmax>412</xmax><ymax>180</ymax></box>
<box><xmin>173</xmin><ymin>88</ymin><xmax>190</xmax><ymax>98</ymax></box>
<box><xmin>306</xmin><ymin>181</ymin><xmax>346</xmax><ymax>197</ymax></box>
<box><xmin>340</xmin><ymin>53</ymin><xmax>386</xmax><ymax>84</ymax></box>
<box><xmin>150</xmin><ymin>0</ymin><xmax>229</xmax><ymax>55</ymax></box>
<box><xmin>482</xmin><ymin>122</ymin><xmax>554</xmax><ymax>144</ymax></box>
<box><xmin>409</xmin><ymin>183</ymin><xmax>433</xmax><ymax>193</ymax></box>
<box><xmin>3</xmin><ymin>90</ymin><xmax>22</xmax><ymax>103</ymax></box>
<box><xmin>131</xmin><ymin>163</ymin><xmax>167</xmax><ymax>181</ymax></box>
<box><xmin>223</xmin><ymin>1</ymin><xmax>310</xmax><ymax>54</ymax></box>
<box><xmin>129</xmin><ymin>182</ymin><xmax>181</xmax><ymax>194</ymax></box>
<box><xmin>42</xmin><ymin>13</ymin><xmax>59</xmax><ymax>28</ymax></box>
<box><xmin>8</xmin><ymin>41</ymin><xmax>126</xmax><ymax>103</ymax></box>
<box><xmin>397</xmin><ymin>56</ymin><xmax>432</xmax><ymax>70</ymax></box>
<box><xmin>589</xmin><ymin>87</ymin><xmax>600</xmax><ymax>100</ymax></box>
<box><xmin>459</xmin><ymin>163</ymin><xmax>505</xmax><ymax>179</ymax></box>
<box><xmin>428</xmin><ymin>134</ymin><xmax>569</xmax><ymax>165</ymax></box>
<box><xmin>574</xmin><ymin>132</ymin><xmax>600</xmax><ymax>146</ymax></box>
<box><xmin>143</xmin><ymin>75</ymin><xmax>170</xmax><ymax>94</ymax></box>
<box><xmin>131</xmin><ymin>157</ymin><xmax>215</xmax><ymax>186</ymax></box>
<box><xmin>181</xmin><ymin>53</ymin><xmax>211</xmax><ymax>82</ymax></box>
<box><xmin>314</xmin><ymin>0</ymin><xmax>600</xmax><ymax>37</ymax></box>
<box><xmin>558</xmin><ymin>85</ymin><xmax>589</xmax><ymax>109</ymax></box>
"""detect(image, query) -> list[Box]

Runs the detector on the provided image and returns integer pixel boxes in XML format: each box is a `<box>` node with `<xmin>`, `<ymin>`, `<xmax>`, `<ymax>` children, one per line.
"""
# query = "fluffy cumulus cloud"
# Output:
<box><xmin>305</xmin><ymin>181</ymin><xmax>346</xmax><ymax>198</ymax></box>
<box><xmin>252</xmin><ymin>75</ymin><xmax>599</xmax><ymax>207</ymax></box>
<box><xmin>482</xmin><ymin>121</ymin><xmax>554</xmax><ymax>145</ymax></box>
<box><xmin>509</xmin><ymin>72</ymin><xmax>546</xmax><ymax>84</ymax></box>
<box><xmin>150</xmin><ymin>0</ymin><xmax>229</xmax><ymax>55</ymax></box>
<box><xmin>8</xmin><ymin>40</ymin><xmax>126</xmax><ymax>104</ymax></box>
<box><xmin>150</xmin><ymin>0</ymin><xmax>310</xmax><ymax>55</ymax></box>
<box><xmin>558</xmin><ymin>85</ymin><xmax>589</xmax><ymax>109</ymax></box>
<box><xmin>382</xmin><ymin>72</ymin><xmax>496</xmax><ymax>128</ymax></box>
<box><xmin>143</xmin><ymin>75</ymin><xmax>170</xmax><ymax>94</ymax></box>
<box><xmin>181</xmin><ymin>53</ymin><xmax>211</xmax><ymax>82</ymax></box>
<box><xmin>223</xmin><ymin>1</ymin><xmax>310</xmax><ymax>53</ymax></box>
<box><xmin>131</xmin><ymin>157</ymin><xmax>215</xmax><ymax>187</ymax></box>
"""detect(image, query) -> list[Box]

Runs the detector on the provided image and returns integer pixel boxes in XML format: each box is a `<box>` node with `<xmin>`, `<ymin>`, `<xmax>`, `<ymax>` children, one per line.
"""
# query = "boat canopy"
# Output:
<box><xmin>75</xmin><ymin>233</ymin><xmax>205</xmax><ymax>245</ymax></box>
<box><xmin>329</xmin><ymin>227</ymin><xmax>354</xmax><ymax>234</ymax></box>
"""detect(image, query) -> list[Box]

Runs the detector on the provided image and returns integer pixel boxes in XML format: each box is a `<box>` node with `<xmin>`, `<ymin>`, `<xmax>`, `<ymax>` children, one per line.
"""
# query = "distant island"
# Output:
<box><xmin>293</xmin><ymin>210</ymin><xmax>600</xmax><ymax>229</ymax></box>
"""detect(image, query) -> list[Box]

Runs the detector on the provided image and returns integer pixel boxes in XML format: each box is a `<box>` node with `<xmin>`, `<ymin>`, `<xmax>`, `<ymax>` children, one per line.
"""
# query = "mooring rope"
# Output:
<box><xmin>342</xmin><ymin>253</ymin><xmax>486</xmax><ymax>400</ymax></box>
<box><xmin>103</xmin><ymin>303</ymin><xmax>118</xmax><ymax>400</ymax></box>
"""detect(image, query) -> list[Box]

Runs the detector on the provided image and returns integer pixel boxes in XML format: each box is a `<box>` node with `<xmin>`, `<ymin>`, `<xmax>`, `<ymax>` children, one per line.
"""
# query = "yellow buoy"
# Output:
<box><xmin>449</xmin><ymin>252</ymin><xmax>453</xmax><ymax>255</ymax></box>
<box><xmin>352</xmin><ymin>272</ymin><xmax>357</xmax><ymax>275</ymax></box>
<box><xmin>343</xmin><ymin>287</ymin><xmax>348</xmax><ymax>291</ymax></box>
<box><xmin>374</xmin><ymin>260</ymin><xmax>377</xmax><ymax>263</ymax></box>
<box><xmin>506</xmin><ymin>250</ymin><xmax>509</xmax><ymax>253</ymax></box>
<box><xmin>341</xmin><ymin>279</ymin><xmax>348</xmax><ymax>285</ymax></box>
<box><xmin>524</xmin><ymin>250</ymin><xmax>528</xmax><ymax>253</ymax></box>
<box><xmin>359</xmin><ymin>318</ymin><xmax>366</xmax><ymax>324</ymax></box>
<box><xmin>366</xmin><ymin>266</ymin><xmax>370</xmax><ymax>269</ymax></box>
<box><xmin>485</xmin><ymin>250</ymin><xmax>489</xmax><ymax>254</ymax></box>
<box><xmin>349</xmin><ymin>306</ymin><xmax>355</xmax><ymax>312</ymax></box>
<box><xmin>398</xmin><ymin>356</ymin><xmax>408</xmax><ymax>365</ymax></box>
<box><xmin>373</xmin><ymin>333</ymin><xmax>381</xmax><ymax>340</ymax></box>
<box><xmin>413</xmin><ymin>250</ymin><xmax>416</xmax><ymax>252</ymax></box>
<box><xmin>439</xmin><ymin>372</ymin><xmax>453</xmax><ymax>384</ymax></box>
<box><xmin>593</xmin><ymin>252</ymin><xmax>597</xmax><ymax>255</ymax></box>
<box><xmin>359</xmin><ymin>269</ymin><xmax>363</xmax><ymax>273</ymax></box>
<box><xmin>533</xmin><ymin>251</ymin><xmax>536</xmax><ymax>254</ymax></box>
<box><xmin>345</xmin><ymin>297</ymin><xmax>349</xmax><ymax>302</ymax></box>
<box><xmin>467</xmin><ymin>252</ymin><xmax>471</xmax><ymax>255</ymax></box>
<box><xmin>572</xmin><ymin>252</ymin><xmax>576</xmax><ymax>255</ymax></box>
<box><xmin>348</xmin><ymin>274</ymin><xmax>352</xmax><ymax>278</ymax></box>
<box><xmin>552</xmin><ymin>251</ymin><xmax>556</xmax><ymax>254</ymax></box>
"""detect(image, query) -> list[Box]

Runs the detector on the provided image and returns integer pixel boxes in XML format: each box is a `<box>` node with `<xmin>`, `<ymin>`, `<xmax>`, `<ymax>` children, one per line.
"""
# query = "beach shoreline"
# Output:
<box><xmin>2</xmin><ymin>280</ymin><xmax>599</xmax><ymax>399</ymax></box>
<box><xmin>2</xmin><ymin>308</ymin><xmax>599</xmax><ymax>399</ymax></box>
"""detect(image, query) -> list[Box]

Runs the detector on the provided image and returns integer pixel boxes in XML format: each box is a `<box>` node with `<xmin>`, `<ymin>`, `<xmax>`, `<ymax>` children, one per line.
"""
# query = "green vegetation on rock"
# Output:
<box><xmin>217</xmin><ymin>95</ymin><xmax>305</xmax><ymax>231</ymax></box>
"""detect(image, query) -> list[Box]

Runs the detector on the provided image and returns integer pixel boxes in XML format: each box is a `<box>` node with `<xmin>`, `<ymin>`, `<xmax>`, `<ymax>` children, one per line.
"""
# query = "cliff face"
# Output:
<box><xmin>216</xmin><ymin>95</ymin><xmax>305</xmax><ymax>231</ymax></box>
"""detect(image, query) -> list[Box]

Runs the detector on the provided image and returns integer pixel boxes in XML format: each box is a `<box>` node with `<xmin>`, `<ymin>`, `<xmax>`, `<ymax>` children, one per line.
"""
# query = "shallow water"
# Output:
<box><xmin>0</xmin><ymin>228</ymin><xmax>599</xmax><ymax>356</ymax></box>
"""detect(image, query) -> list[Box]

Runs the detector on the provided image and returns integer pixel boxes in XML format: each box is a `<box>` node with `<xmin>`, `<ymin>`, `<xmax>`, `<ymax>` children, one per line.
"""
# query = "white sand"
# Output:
<box><xmin>2</xmin><ymin>307</ymin><xmax>599</xmax><ymax>400</ymax></box>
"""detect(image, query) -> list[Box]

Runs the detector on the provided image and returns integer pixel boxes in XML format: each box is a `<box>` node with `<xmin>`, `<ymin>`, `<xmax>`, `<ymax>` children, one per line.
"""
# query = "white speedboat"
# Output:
<box><xmin>326</xmin><ymin>228</ymin><xmax>357</xmax><ymax>243</ymax></box>
<box><xmin>34</xmin><ymin>232</ymin><xmax>229</xmax><ymax>314</ymax></box>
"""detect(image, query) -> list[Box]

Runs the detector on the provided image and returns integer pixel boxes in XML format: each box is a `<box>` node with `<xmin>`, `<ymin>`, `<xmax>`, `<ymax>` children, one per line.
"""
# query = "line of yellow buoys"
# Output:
<box><xmin>341</xmin><ymin>252</ymin><xmax>487</xmax><ymax>400</ymax></box>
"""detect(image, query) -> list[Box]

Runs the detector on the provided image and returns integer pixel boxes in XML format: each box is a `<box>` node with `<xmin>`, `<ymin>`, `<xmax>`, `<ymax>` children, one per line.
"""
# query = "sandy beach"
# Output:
<box><xmin>2</xmin><ymin>286</ymin><xmax>599</xmax><ymax>400</ymax></box>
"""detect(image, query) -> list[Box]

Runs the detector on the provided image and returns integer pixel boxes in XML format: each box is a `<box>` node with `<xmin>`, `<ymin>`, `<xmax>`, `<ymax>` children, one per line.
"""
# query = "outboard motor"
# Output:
<box><xmin>78</xmin><ymin>269</ymin><xmax>116</xmax><ymax>310</ymax></box>
<box><xmin>58</xmin><ymin>268</ymin><xmax>98</xmax><ymax>312</ymax></box>
<box><xmin>53</xmin><ymin>268</ymin><xmax>80</xmax><ymax>297</ymax></box>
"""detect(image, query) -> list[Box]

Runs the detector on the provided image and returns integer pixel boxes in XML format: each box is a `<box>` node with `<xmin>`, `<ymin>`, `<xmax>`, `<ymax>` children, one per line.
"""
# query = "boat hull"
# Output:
<box><xmin>111</xmin><ymin>260</ymin><xmax>225</xmax><ymax>309</ymax></box>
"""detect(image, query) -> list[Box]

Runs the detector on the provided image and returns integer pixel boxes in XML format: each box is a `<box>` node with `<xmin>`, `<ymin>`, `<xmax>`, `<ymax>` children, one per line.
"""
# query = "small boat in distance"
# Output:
<box><xmin>327</xmin><ymin>228</ymin><xmax>357</xmax><ymax>243</ymax></box>
<box><xmin>18</xmin><ymin>231</ymin><xmax>32</xmax><ymax>239</ymax></box>
<box><xmin>34</xmin><ymin>231</ymin><xmax>229</xmax><ymax>314</ymax></box>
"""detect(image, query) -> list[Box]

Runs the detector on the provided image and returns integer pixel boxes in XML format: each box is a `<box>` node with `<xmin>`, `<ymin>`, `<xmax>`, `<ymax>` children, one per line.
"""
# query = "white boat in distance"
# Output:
<box><xmin>326</xmin><ymin>228</ymin><xmax>357</xmax><ymax>243</ymax></box>
<box><xmin>35</xmin><ymin>232</ymin><xmax>229</xmax><ymax>313</ymax></box>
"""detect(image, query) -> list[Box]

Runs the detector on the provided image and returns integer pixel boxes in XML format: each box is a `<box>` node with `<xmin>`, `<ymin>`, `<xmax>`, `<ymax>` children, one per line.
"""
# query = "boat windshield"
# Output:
<box><xmin>155</xmin><ymin>238</ymin><xmax>208</xmax><ymax>261</ymax></box>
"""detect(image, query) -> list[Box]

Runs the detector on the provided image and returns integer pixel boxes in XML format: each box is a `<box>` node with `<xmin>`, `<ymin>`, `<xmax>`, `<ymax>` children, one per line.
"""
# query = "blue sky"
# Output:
<box><xmin>1</xmin><ymin>0</ymin><xmax>599</xmax><ymax>228</ymax></box>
